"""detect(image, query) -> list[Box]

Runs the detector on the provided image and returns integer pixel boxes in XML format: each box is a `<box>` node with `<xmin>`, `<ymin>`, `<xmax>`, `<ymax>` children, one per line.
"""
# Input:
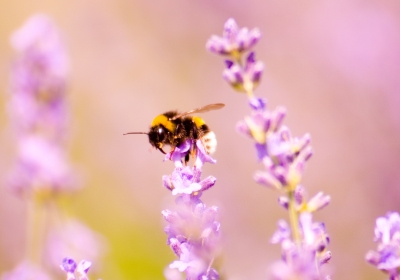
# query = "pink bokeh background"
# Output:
<box><xmin>1</xmin><ymin>0</ymin><xmax>400</xmax><ymax>279</ymax></box>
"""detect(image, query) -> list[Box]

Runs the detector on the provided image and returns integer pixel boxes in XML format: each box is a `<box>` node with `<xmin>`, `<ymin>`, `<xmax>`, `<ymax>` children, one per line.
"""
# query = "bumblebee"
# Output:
<box><xmin>124</xmin><ymin>103</ymin><xmax>224</xmax><ymax>162</ymax></box>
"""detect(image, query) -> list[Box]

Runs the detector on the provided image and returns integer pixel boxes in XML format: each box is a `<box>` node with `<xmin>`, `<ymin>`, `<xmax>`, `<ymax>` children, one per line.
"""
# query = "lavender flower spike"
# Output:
<box><xmin>208</xmin><ymin>19</ymin><xmax>332</xmax><ymax>279</ymax></box>
<box><xmin>162</xmin><ymin>140</ymin><xmax>221</xmax><ymax>279</ymax></box>
<box><xmin>8</xmin><ymin>14</ymin><xmax>76</xmax><ymax>197</ymax></box>
<box><xmin>366</xmin><ymin>212</ymin><xmax>400</xmax><ymax>279</ymax></box>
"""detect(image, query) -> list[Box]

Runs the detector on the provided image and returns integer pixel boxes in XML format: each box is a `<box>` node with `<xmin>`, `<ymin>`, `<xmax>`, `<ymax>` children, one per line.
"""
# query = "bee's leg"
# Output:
<box><xmin>184</xmin><ymin>153</ymin><xmax>190</xmax><ymax>165</ymax></box>
<box><xmin>174</xmin><ymin>124</ymin><xmax>180</xmax><ymax>141</ymax></box>
<box><xmin>191</xmin><ymin>141</ymin><xmax>197</xmax><ymax>165</ymax></box>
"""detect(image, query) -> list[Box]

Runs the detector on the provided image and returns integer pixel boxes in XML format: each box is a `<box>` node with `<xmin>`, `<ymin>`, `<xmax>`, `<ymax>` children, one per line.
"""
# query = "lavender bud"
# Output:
<box><xmin>294</xmin><ymin>185</ymin><xmax>306</xmax><ymax>205</ymax></box>
<box><xmin>278</xmin><ymin>196</ymin><xmax>289</xmax><ymax>210</ymax></box>
<box><xmin>206</xmin><ymin>18</ymin><xmax>261</xmax><ymax>56</ymax></box>
<box><xmin>60</xmin><ymin>258</ymin><xmax>77</xmax><ymax>274</ymax></box>
<box><xmin>254</xmin><ymin>171</ymin><xmax>282</xmax><ymax>190</ymax></box>
<box><xmin>248</xmin><ymin>97</ymin><xmax>267</xmax><ymax>111</ymax></box>
<box><xmin>76</xmin><ymin>260</ymin><xmax>91</xmax><ymax>278</ymax></box>
<box><xmin>307</xmin><ymin>192</ymin><xmax>331</xmax><ymax>212</ymax></box>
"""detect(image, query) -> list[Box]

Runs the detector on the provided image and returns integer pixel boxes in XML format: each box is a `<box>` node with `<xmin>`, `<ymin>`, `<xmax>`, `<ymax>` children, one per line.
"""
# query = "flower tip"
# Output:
<box><xmin>320</xmin><ymin>251</ymin><xmax>332</xmax><ymax>265</ymax></box>
<box><xmin>365</xmin><ymin>250</ymin><xmax>380</xmax><ymax>266</ymax></box>
<box><xmin>248</xmin><ymin>97</ymin><xmax>266</xmax><ymax>110</ymax></box>
<box><xmin>247</xmin><ymin>51</ymin><xmax>256</xmax><ymax>63</ymax></box>
<box><xmin>11</xmin><ymin>14</ymin><xmax>53</xmax><ymax>51</ymax></box>
<box><xmin>251</xmin><ymin>27</ymin><xmax>262</xmax><ymax>40</ymax></box>
<box><xmin>60</xmin><ymin>257</ymin><xmax>77</xmax><ymax>273</ymax></box>
<box><xmin>224</xmin><ymin>60</ymin><xmax>234</xmax><ymax>68</ymax></box>
<box><xmin>77</xmin><ymin>260</ymin><xmax>91</xmax><ymax>274</ymax></box>
<box><xmin>254</xmin><ymin>170</ymin><xmax>282</xmax><ymax>190</ymax></box>
<box><xmin>224</xmin><ymin>18</ymin><xmax>238</xmax><ymax>29</ymax></box>
<box><xmin>277</xmin><ymin>196</ymin><xmax>289</xmax><ymax>209</ymax></box>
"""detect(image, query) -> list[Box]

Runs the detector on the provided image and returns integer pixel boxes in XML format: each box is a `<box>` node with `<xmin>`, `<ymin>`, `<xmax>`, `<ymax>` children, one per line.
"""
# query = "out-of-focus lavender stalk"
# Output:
<box><xmin>8</xmin><ymin>14</ymin><xmax>73</xmax><ymax>197</ymax></box>
<box><xmin>207</xmin><ymin>18</ymin><xmax>331</xmax><ymax>279</ymax></box>
<box><xmin>162</xmin><ymin>140</ymin><xmax>221</xmax><ymax>280</ymax></box>
<box><xmin>366</xmin><ymin>212</ymin><xmax>400</xmax><ymax>280</ymax></box>
<box><xmin>6</xmin><ymin>14</ymin><xmax>73</xmax><ymax>276</ymax></box>
<box><xmin>3</xmin><ymin>14</ymin><xmax>104</xmax><ymax>279</ymax></box>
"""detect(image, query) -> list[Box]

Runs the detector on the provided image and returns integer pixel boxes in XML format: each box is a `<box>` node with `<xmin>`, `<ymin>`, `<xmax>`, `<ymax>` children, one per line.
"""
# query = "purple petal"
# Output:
<box><xmin>248</xmin><ymin>97</ymin><xmax>266</xmax><ymax>111</ymax></box>
<box><xmin>76</xmin><ymin>260</ymin><xmax>91</xmax><ymax>275</ymax></box>
<box><xmin>271</xmin><ymin>220</ymin><xmax>291</xmax><ymax>244</ymax></box>
<box><xmin>223</xmin><ymin>18</ymin><xmax>239</xmax><ymax>41</ymax></box>
<box><xmin>224</xmin><ymin>60</ymin><xmax>234</xmax><ymax>68</ymax></box>
<box><xmin>294</xmin><ymin>185</ymin><xmax>306</xmax><ymax>205</ymax></box>
<box><xmin>162</xmin><ymin>209</ymin><xmax>179</xmax><ymax>223</ymax></box>
<box><xmin>163</xmin><ymin>175</ymin><xmax>173</xmax><ymax>191</ymax></box>
<box><xmin>199</xmin><ymin>176</ymin><xmax>217</xmax><ymax>192</ymax></box>
<box><xmin>277</xmin><ymin>196</ymin><xmax>289</xmax><ymax>210</ymax></box>
<box><xmin>169</xmin><ymin>238</ymin><xmax>182</xmax><ymax>257</ymax></box>
<box><xmin>254</xmin><ymin>170</ymin><xmax>282</xmax><ymax>190</ymax></box>
<box><xmin>307</xmin><ymin>192</ymin><xmax>331</xmax><ymax>212</ymax></box>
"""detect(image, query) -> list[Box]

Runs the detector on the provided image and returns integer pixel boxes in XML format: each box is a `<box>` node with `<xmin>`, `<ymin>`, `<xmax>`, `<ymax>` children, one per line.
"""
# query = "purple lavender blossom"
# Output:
<box><xmin>165</xmin><ymin>166</ymin><xmax>216</xmax><ymax>196</ymax></box>
<box><xmin>60</xmin><ymin>258</ymin><xmax>77</xmax><ymax>280</ymax></box>
<box><xmin>9</xmin><ymin>13</ymin><xmax>68</xmax><ymax>140</ymax></box>
<box><xmin>270</xmin><ymin>221</ymin><xmax>331</xmax><ymax>279</ymax></box>
<box><xmin>276</xmin><ymin>186</ymin><xmax>331</xmax><ymax>214</ymax></box>
<box><xmin>162</xmin><ymin>140</ymin><xmax>221</xmax><ymax>279</ymax></box>
<box><xmin>8</xmin><ymin>135</ymin><xmax>76</xmax><ymax>196</ymax></box>
<box><xmin>366</xmin><ymin>212</ymin><xmax>400</xmax><ymax>279</ymax></box>
<box><xmin>271</xmin><ymin>213</ymin><xmax>331</xmax><ymax>274</ymax></box>
<box><xmin>270</xmin><ymin>248</ymin><xmax>322</xmax><ymax>280</ymax></box>
<box><xmin>8</xmin><ymin>14</ymin><xmax>76</xmax><ymax>197</ymax></box>
<box><xmin>60</xmin><ymin>258</ymin><xmax>92</xmax><ymax>280</ymax></box>
<box><xmin>164</xmin><ymin>140</ymin><xmax>216</xmax><ymax>169</ymax></box>
<box><xmin>243</xmin><ymin>99</ymin><xmax>312</xmax><ymax>191</ymax></box>
<box><xmin>207</xmin><ymin>19</ymin><xmax>263</xmax><ymax>97</ymax></box>
<box><xmin>206</xmin><ymin>18</ymin><xmax>261</xmax><ymax>57</ymax></box>
<box><xmin>223</xmin><ymin>52</ymin><xmax>264</xmax><ymax>93</ymax></box>
<box><xmin>76</xmin><ymin>260</ymin><xmax>92</xmax><ymax>280</ymax></box>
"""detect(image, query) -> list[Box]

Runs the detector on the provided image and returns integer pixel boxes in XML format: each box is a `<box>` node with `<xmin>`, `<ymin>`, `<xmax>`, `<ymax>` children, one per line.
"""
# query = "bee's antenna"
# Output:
<box><xmin>123</xmin><ymin>132</ymin><xmax>148</xmax><ymax>135</ymax></box>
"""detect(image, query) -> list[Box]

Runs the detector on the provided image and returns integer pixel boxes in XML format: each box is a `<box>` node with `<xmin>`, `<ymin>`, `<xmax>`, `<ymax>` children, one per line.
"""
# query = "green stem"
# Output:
<box><xmin>231</xmin><ymin>50</ymin><xmax>242</xmax><ymax>66</ymax></box>
<box><xmin>288</xmin><ymin>190</ymin><xmax>301</xmax><ymax>245</ymax></box>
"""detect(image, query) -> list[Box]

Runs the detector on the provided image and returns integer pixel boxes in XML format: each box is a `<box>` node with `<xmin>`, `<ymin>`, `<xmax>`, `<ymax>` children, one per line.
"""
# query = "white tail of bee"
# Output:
<box><xmin>202</xmin><ymin>131</ymin><xmax>217</xmax><ymax>154</ymax></box>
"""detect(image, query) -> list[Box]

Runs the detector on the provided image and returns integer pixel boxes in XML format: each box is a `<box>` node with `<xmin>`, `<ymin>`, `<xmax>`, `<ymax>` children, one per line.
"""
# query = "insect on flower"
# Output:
<box><xmin>124</xmin><ymin>103</ymin><xmax>225</xmax><ymax>163</ymax></box>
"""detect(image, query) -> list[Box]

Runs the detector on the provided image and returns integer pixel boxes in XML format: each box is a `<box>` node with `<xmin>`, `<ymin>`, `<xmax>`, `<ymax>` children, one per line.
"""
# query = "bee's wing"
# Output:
<box><xmin>170</xmin><ymin>103</ymin><xmax>225</xmax><ymax>120</ymax></box>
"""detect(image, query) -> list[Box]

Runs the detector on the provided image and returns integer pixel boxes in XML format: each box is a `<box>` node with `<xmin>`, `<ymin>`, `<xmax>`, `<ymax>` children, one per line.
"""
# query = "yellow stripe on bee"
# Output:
<box><xmin>151</xmin><ymin>115</ymin><xmax>176</xmax><ymax>132</ymax></box>
<box><xmin>192</xmin><ymin>116</ymin><xmax>205</xmax><ymax>128</ymax></box>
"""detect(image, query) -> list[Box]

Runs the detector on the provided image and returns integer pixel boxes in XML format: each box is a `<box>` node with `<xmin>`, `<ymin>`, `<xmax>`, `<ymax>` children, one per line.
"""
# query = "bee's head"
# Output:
<box><xmin>148</xmin><ymin>125</ymin><xmax>169</xmax><ymax>154</ymax></box>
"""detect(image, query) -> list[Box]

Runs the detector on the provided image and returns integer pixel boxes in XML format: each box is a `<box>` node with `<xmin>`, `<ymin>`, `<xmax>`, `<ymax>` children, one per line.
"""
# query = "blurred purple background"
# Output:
<box><xmin>1</xmin><ymin>0</ymin><xmax>400</xmax><ymax>279</ymax></box>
